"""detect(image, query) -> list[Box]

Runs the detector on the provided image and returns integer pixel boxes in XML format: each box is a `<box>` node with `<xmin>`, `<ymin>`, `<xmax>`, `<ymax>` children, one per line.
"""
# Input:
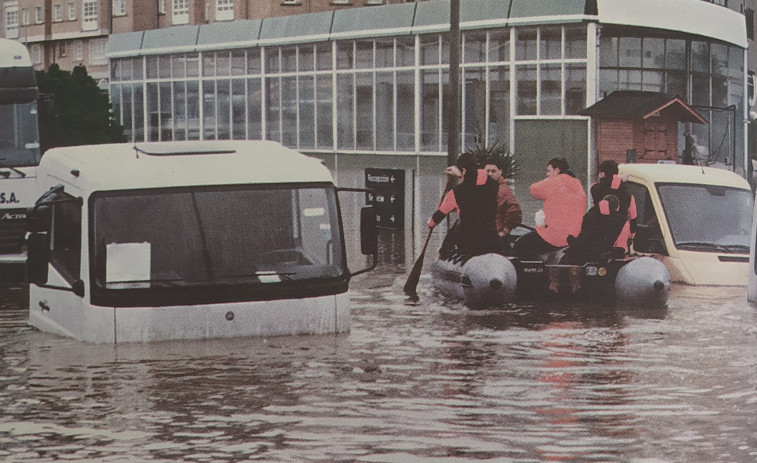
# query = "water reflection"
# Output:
<box><xmin>0</xmin><ymin>276</ymin><xmax>755</xmax><ymax>462</ymax></box>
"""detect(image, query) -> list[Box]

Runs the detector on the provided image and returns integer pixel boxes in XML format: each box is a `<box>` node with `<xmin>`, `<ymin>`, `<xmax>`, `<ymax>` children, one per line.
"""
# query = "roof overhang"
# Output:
<box><xmin>581</xmin><ymin>91</ymin><xmax>707</xmax><ymax>124</ymax></box>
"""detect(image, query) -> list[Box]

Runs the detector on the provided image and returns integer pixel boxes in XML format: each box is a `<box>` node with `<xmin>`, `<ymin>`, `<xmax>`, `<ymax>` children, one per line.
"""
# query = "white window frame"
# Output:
<box><xmin>330</xmin><ymin>0</ymin><xmax>350</xmax><ymax>4</ymax></box>
<box><xmin>82</xmin><ymin>0</ymin><xmax>98</xmax><ymax>31</ymax></box>
<box><xmin>89</xmin><ymin>38</ymin><xmax>107</xmax><ymax>65</ymax></box>
<box><xmin>68</xmin><ymin>2</ymin><xmax>76</xmax><ymax>20</ymax></box>
<box><xmin>158</xmin><ymin>0</ymin><xmax>165</xmax><ymax>14</ymax></box>
<box><xmin>35</xmin><ymin>6</ymin><xmax>43</xmax><ymax>24</ymax></box>
<box><xmin>365</xmin><ymin>0</ymin><xmax>384</xmax><ymax>4</ymax></box>
<box><xmin>172</xmin><ymin>0</ymin><xmax>189</xmax><ymax>25</ymax></box>
<box><xmin>113</xmin><ymin>0</ymin><xmax>126</xmax><ymax>16</ymax></box>
<box><xmin>4</xmin><ymin>8</ymin><xmax>19</xmax><ymax>39</ymax></box>
<box><xmin>281</xmin><ymin>0</ymin><xmax>301</xmax><ymax>5</ymax></box>
<box><xmin>31</xmin><ymin>44</ymin><xmax>42</xmax><ymax>65</ymax></box>
<box><xmin>74</xmin><ymin>40</ymin><xmax>84</xmax><ymax>61</ymax></box>
<box><xmin>216</xmin><ymin>0</ymin><xmax>233</xmax><ymax>21</ymax></box>
<box><xmin>54</xmin><ymin>4</ymin><xmax>63</xmax><ymax>21</ymax></box>
<box><xmin>21</xmin><ymin>8</ymin><xmax>30</xmax><ymax>26</ymax></box>
<box><xmin>59</xmin><ymin>41</ymin><xmax>66</xmax><ymax>57</ymax></box>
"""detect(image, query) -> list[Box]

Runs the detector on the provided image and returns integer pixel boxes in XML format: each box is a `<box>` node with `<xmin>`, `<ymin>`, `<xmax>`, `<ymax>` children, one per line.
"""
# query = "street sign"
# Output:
<box><xmin>365</xmin><ymin>168</ymin><xmax>405</xmax><ymax>229</ymax></box>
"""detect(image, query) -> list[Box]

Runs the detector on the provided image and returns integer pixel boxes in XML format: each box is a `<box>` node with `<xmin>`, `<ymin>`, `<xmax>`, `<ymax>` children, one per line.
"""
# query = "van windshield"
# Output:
<box><xmin>91</xmin><ymin>184</ymin><xmax>345</xmax><ymax>289</ymax></box>
<box><xmin>657</xmin><ymin>183</ymin><xmax>753</xmax><ymax>253</ymax></box>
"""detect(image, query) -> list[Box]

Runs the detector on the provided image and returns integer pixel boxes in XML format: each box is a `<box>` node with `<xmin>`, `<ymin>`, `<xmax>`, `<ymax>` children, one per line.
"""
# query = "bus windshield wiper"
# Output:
<box><xmin>676</xmin><ymin>241</ymin><xmax>731</xmax><ymax>253</ymax></box>
<box><xmin>721</xmin><ymin>244</ymin><xmax>750</xmax><ymax>254</ymax></box>
<box><xmin>255</xmin><ymin>270</ymin><xmax>297</xmax><ymax>282</ymax></box>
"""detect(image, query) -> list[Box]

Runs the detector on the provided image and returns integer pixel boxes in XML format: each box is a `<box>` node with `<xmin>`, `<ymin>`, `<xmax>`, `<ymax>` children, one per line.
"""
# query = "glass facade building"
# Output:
<box><xmin>107</xmin><ymin>0</ymin><xmax>748</xmax><ymax>256</ymax></box>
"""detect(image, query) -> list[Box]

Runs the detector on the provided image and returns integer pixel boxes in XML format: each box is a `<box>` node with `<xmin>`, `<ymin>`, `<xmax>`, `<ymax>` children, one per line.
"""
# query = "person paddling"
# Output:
<box><xmin>429</xmin><ymin>153</ymin><xmax>500</xmax><ymax>256</ymax></box>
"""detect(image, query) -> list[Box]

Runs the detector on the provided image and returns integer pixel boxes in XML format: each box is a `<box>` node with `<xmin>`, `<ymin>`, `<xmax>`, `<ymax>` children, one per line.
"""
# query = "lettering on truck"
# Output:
<box><xmin>0</xmin><ymin>192</ymin><xmax>20</xmax><ymax>204</ymax></box>
<box><xmin>1</xmin><ymin>211</ymin><xmax>26</xmax><ymax>220</ymax></box>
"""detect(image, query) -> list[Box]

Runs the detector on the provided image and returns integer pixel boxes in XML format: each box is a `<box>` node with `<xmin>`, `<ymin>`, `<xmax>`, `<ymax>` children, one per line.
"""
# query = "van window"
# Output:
<box><xmin>626</xmin><ymin>181</ymin><xmax>667</xmax><ymax>255</ymax></box>
<box><xmin>656</xmin><ymin>183</ymin><xmax>752</xmax><ymax>252</ymax></box>
<box><xmin>50</xmin><ymin>193</ymin><xmax>82</xmax><ymax>283</ymax></box>
<box><xmin>626</xmin><ymin>182</ymin><xmax>657</xmax><ymax>225</ymax></box>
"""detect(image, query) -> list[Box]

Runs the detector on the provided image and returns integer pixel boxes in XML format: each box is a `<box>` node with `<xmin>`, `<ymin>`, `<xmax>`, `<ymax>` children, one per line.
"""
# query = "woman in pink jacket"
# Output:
<box><xmin>513</xmin><ymin>157</ymin><xmax>586</xmax><ymax>261</ymax></box>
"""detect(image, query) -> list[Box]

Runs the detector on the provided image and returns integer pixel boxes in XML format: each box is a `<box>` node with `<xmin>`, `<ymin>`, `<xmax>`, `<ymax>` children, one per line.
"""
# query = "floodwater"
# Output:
<box><xmin>1</xmin><ymin>269</ymin><xmax>756</xmax><ymax>463</ymax></box>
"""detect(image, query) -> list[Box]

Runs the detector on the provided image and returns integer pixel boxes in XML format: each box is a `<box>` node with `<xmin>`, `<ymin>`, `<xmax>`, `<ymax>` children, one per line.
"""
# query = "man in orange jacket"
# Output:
<box><xmin>513</xmin><ymin>157</ymin><xmax>586</xmax><ymax>261</ymax></box>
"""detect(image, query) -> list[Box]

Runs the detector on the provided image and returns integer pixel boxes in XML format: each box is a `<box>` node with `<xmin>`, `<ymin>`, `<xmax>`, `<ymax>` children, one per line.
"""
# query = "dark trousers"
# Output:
<box><xmin>512</xmin><ymin>231</ymin><xmax>559</xmax><ymax>261</ymax></box>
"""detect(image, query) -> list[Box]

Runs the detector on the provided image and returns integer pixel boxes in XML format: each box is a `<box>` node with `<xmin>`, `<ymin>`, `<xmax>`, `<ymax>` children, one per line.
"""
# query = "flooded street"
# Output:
<box><xmin>1</xmin><ymin>269</ymin><xmax>757</xmax><ymax>462</ymax></box>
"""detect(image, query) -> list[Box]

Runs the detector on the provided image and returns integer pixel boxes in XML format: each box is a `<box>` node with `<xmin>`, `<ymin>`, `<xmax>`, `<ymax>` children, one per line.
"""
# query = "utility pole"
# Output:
<box><xmin>447</xmin><ymin>0</ymin><xmax>460</xmax><ymax>167</ymax></box>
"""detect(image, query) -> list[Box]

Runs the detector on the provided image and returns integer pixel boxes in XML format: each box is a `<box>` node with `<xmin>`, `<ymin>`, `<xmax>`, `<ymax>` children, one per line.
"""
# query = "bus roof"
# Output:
<box><xmin>38</xmin><ymin>141</ymin><xmax>335</xmax><ymax>193</ymax></box>
<box><xmin>619</xmin><ymin>163</ymin><xmax>751</xmax><ymax>190</ymax></box>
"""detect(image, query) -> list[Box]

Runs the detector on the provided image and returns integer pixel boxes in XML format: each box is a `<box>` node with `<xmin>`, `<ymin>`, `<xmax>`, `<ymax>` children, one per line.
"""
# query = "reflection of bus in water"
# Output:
<box><xmin>0</xmin><ymin>38</ymin><xmax>42</xmax><ymax>280</ymax></box>
<box><xmin>620</xmin><ymin>163</ymin><xmax>753</xmax><ymax>286</ymax></box>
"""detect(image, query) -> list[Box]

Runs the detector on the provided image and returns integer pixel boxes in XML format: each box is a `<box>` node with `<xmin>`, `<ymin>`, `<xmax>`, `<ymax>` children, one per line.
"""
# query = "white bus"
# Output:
<box><xmin>0</xmin><ymin>38</ymin><xmax>41</xmax><ymax>281</ymax></box>
<box><xmin>25</xmin><ymin>140</ymin><xmax>377</xmax><ymax>343</ymax></box>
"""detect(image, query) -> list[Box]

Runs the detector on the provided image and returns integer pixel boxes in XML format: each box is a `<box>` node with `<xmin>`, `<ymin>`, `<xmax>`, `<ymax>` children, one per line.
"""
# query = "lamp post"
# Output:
<box><xmin>447</xmin><ymin>0</ymin><xmax>460</xmax><ymax>167</ymax></box>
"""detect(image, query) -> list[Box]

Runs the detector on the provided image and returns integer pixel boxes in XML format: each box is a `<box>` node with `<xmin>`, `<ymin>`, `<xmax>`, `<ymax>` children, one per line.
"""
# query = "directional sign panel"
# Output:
<box><xmin>365</xmin><ymin>168</ymin><xmax>405</xmax><ymax>230</ymax></box>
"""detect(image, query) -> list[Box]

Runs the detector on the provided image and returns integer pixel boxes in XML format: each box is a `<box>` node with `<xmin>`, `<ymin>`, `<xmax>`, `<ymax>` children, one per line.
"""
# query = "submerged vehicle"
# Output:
<box><xmin>619</xmin><ymin>163</ymin><xmax>752</xmax><ymax>286</ymax></box>
<box><xmin>25</xmin><ymin>141</ymin><xmax>377</xmax><ymax>343</ymax></box>
<box><xmin>431</xmin><ymin>247</ymin><xmax>670</xmax><ymax>309</ymax></box>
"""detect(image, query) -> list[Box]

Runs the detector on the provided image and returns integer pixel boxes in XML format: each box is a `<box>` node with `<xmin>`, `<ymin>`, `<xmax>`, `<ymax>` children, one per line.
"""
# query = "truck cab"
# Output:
<box><xmin>26</xmin><ymin>141</ymin><xmax>377</xmax><ymax>343</ymax></box>
<box><xmin>619</xmin><ymin>163</ymin><xmax>752</xmax><ymax>286</ymax></box>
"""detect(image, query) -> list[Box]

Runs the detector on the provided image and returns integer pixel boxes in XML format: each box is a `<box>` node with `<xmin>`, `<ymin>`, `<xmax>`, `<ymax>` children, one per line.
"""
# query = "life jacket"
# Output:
<box><xmin>430</xmin><ymin>170</ymin><xmax>499</xmax><ymax>255</ymax></box>
<box><xmin>590</xmin><ymin>174</ymin><xmax>638</xmax><ymax>249</ymax></box>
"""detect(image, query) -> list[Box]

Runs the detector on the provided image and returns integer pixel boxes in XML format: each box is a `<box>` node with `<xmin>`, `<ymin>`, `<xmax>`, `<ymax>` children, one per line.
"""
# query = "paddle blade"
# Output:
<box><xmin>403</xmin><ymin>253</ymin><xmax>425</xmax><ymax>298</ymax></box>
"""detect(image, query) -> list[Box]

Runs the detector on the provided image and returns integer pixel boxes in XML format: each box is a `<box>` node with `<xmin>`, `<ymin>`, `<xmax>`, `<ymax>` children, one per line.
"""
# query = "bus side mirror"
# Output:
<box><xmin>360</xmin><ymin>205</ymin><xmax>378</xmax><ymax>256</ymax></box>
<box><xmin>26</xmin><ymin>231</ymin><xmax>50</xmax><ymax>286</ymax></box>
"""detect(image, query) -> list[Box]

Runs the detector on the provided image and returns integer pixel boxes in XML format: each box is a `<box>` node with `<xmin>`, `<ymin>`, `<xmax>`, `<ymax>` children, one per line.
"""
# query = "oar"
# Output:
<box><xmin>404</xmin><ymin>174</ymin><xmax>455</xmax><ymax>302</ymax></box>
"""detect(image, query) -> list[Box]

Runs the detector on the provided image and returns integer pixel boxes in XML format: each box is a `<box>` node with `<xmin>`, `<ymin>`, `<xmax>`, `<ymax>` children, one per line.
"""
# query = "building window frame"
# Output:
<box><xmin>82</xmin><ymin>0</ymin><xmax>98</xmax><ymax>31</ymax></box>
<box><xmin>54</xmin><ymin>4</ymin><xmax>63</xmax><ymax>21</ymax></box>
<box><xmin>215</xmin><ymin>0</ymin><xmax>233</xmax><ymax>21</ymax></box>
<box><xmin>35</xmin><ymin>6</ymin><xmax>43</xmax><ymax>24</ymax></box>
<box><xmin>172</xmin><ymin>0</ymin><xmax>189</xmax><ymax>25</ymax></box>
<box><xmin>68</xmin><ymin>2</ymin><xmax>77</xmax><ymax>20</ymax></box>
<box><xmin>90</xmin><ymin>38</ymin><xmax>107</xmax><ymax>65</ymax></box>
<box><xmin>74</xmin><ymin>40</ymin><xmax>84</xmax><ymax>61</ymax></box>
<box><xmin>31</xmin><ymin>44</ymin><xmax>42</xmax><ymax>65</ymax></box>
<box><xmin>113</xmin><ymin>0</ymin><xmax>127</xmax><ymax>17</ymax></box>
<box><xmin>4</xmin><ymin>8</ymin><xmax>19</xmax><ymax>39</ymax></box>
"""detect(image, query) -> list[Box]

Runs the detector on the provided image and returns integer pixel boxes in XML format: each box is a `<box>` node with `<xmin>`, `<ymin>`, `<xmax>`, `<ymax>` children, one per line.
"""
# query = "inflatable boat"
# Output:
<box><xmin>431</xmin><ymin>248</ymin><xmax>670</xmax><ymax>309</ymax></box>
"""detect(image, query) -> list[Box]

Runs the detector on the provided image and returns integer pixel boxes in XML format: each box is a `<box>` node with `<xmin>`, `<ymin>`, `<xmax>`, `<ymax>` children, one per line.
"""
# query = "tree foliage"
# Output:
<box><xmin>465</xmin><ymin>140</ymin><xmax>517</xmax><ymax>179</ymax></box>
<box><xmin>36</xmin><ymin>64</ymin><xmax>125</xmax><ymax>148</ymax></box>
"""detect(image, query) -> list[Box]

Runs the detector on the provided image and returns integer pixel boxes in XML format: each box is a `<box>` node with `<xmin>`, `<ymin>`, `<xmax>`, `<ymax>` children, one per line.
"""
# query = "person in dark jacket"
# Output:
<box><xmin>561</xmin><ymin>194</ymin><xmax>627</xmax><ymax>265</ymax></box>
<box><xmin>590</xmin><ymin>160</ymin><xmax>637</xmax><ymax>251</ymax></box>
<box><xmin>429</xmin><ymin>153</ymin><xmax>500</xmax><ymax>256</ymax></box>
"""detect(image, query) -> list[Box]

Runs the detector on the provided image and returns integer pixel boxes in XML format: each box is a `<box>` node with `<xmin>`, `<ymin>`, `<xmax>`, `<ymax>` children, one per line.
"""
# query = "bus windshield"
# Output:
<box><xmin>91</xmin><ymin>184</ymin><xmax>345</xmax><ymax>289</ymax></box>
<box><xmin>0</xmin><ymin>101</ymin><xmax>41</xmax><ymax>167</ymax></box>
<box><xmin>657</xmin><ymin>183</ymin><xmax>754</xmax><ymax>253</ymax></box>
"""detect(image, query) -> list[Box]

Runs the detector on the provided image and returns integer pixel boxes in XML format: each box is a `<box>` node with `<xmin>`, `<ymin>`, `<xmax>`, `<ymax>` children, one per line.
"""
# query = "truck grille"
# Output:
<box><xmin>0</xmin><ymin>210</ymin><xmax>27</xmax><ymax>254</ymax></box>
